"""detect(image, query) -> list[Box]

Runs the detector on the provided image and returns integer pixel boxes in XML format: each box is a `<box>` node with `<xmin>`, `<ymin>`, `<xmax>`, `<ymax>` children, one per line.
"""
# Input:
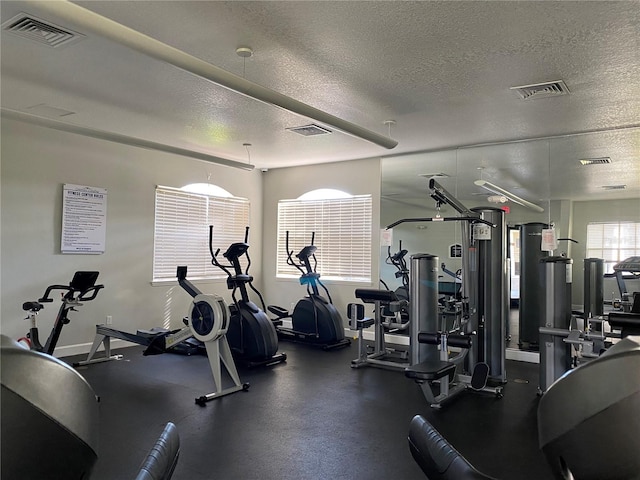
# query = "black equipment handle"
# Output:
<box><xmin>386</xmin><ymin>217</ymin><xmax>496</xmax><ymax>230</ymax></box>
<box><xmin>77</xmin><ymin>285</ymin><xmax>104</xmax><ymax>301</ymax></box>
<box><xmin>38</xmin><ymin>284</ymin><xmax>68</xmax><ymax>303</ymax></box>
<box><xmin>38</xmin><ymin>283</ymin><xmax>104</xmax><ymax>303</ymax></box>
<box><xmin>209</xmin><ymin>225</ymin><xmax>216</xmax><ymax>259</ymax></box>
<box><xmin>417</xmin><ymin>332</ymin><xmax>472</xmax><ymax>349</ymax></box>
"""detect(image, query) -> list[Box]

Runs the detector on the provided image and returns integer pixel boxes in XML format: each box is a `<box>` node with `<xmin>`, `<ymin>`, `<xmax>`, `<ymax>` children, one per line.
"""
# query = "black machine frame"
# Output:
<box><xmin>20</xmin><ymin>271</ymin><xmax>103</xmax><ymax>356</ymax></box>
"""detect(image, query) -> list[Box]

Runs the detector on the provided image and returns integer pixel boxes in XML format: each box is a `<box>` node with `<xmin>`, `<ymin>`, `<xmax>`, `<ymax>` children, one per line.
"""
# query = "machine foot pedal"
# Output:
<box><xmin>470</xmin><ymin>362</ymin><xmax>489</xmax><ymax>390</ymax></box>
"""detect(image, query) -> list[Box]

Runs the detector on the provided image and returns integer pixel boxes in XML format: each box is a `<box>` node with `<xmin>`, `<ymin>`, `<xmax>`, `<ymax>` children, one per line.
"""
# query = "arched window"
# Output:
<box><xmin>276</xmin><ymin>189</ymin><xmax>372</xmax><ymax>282</ymax></box>
<box><xmin>152</xmin><ymin>184</ymin><xmax>250</xmax><ymax>282</ymax></box>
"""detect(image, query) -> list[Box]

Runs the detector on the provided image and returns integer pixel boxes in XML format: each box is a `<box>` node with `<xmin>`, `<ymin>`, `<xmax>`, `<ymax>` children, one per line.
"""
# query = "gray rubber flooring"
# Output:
<box><xmin>64</xmin><ymin>340</ymin><xmax>552</xmax><ymax>480</ymax></box>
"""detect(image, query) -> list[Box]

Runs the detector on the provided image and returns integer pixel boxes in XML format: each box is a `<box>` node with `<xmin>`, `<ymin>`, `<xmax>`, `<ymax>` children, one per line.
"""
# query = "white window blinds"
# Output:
<box><xmin>586</xmin><ymin>222</ymin><xmax>640</xmax><ymax>273</ymax></box>
<box><xmin>276</xmin><ymin>195</ymin><xmax>372</xmax><ymax>282</ymax></box>
<box><xmin>153</xmin><ymin>186</ymin><xmax>250</xmax><ymax>281</ymax></box>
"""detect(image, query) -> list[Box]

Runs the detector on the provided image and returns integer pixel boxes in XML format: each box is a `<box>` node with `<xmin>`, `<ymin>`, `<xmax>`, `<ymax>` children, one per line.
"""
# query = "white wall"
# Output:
<box><xmin>0</xmin><ymin>118</ymin><xmax>264</xmax><ymax>354</ymax></box>
<box><xmin>261</xmin><ymin>158</ymin><xmax>381</xmax><ymax>320</ymax></box>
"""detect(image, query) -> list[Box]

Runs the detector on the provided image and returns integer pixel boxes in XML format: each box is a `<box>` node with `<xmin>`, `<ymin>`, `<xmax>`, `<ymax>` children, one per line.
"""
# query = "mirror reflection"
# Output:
<box><xmin>380</xmin><ymin>129</ymin><xmax>640</xmax><ymax>356</ymax></box>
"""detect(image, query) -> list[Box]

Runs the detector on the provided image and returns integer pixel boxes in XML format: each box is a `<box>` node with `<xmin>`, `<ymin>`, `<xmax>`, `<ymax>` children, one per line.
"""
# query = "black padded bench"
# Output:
<box><xmin>405</xmin><ymin>359</ymin><xmax>456</xmax><ymax>382</ymax></box>
<box><xmin>608</xmin><ymin>312</ymin><xmax>640</xmax><ymax>338</ymax></box>
<box><xmin>355</xmin><ymin>288</ymin><xmax>399</xmax><ymax>303</ymax></box>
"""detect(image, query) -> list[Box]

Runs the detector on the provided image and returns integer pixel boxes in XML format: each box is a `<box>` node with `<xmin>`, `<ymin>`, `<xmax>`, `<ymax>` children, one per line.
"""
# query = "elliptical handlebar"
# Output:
<box><xmin>285</xmin><ymin>231</ymin><xmax>319</xmax><ymax>275</ymax></box>
<box><xmin>386</xmin><ymin>241</ymin><xmax>409</xmax><ymax>289</ymax></box>
<box><xmin>209</xmin><ymin>225</ymin><xmax>233</xmax><ymax>277</ymax></box>
<box><xmin>285</xmin><ymin>231</ymin><xmax>305</xmax><ymax>275</ymax></box>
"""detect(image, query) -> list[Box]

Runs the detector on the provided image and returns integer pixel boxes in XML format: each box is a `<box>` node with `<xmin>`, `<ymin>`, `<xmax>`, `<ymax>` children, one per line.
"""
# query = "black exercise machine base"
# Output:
<box><xmin>195</xmin><ymin>383</ymin><xmax>250</xmax><ymax>406</ymax></box>
<box><xmin>276</xmin><ymin>330</ymin><xmax>351</xmax><ymax>351</ymax></box>
<box><xmin>234</xmin><ymin>352</ymin><xmax>287</xmax><ymax>368</ymax></box>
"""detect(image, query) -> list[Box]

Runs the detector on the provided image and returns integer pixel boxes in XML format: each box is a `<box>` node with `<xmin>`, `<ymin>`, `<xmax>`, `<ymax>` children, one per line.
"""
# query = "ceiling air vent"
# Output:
<box><xmin>510</xmin><ymin>80</ymin><xmax>569</xmax><ymax>100</ymax></box>
<box><xmin>602</xmin><ymin>185</ymin><xmax>626</xmax><ymax>190</ymax></box>
<box><xmin>2</xmin><ymin>13</ymin><xmax>85</xmax><ymax>48</ymax></box>
<box><xmin>286</xmin><ymin>124</ymin><xmax>332</xmax><ymax>136</ymax></box>
<box><xmin>419</xmin><ymin>173</ymin><xmax>450</xmax><ymax>179</ymax></box>
<box><xmin>580</xmin><ymin>157</ymin><xmax>611</xmax><ymax>165</ymax></box>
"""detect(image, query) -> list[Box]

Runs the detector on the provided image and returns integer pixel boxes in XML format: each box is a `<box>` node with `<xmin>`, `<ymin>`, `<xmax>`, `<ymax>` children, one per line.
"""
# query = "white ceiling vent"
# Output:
<box><xmin>510</xmin><ymin>80</ymin><xmax>570</xmax><ymax>100</ymax></box>
<box><xmin>602</xmin><ymin>184</ymin><xmax>626</xmax><ymax>190</ymax></box>
<box><xmin>2</xmin><ymin>13</ymin><xmax>85</xmax><ymax>48</ymax></box>
<box><xmin>419</xmin><ymin>173</ymin><xmax>450</xmax><ymax>179</ymax></box>
<box><xmin>286</xmin><ymin>124</ymin><xmax>332</xmax><ymax>136</ymax></box>
<box><xmin>580</xmin><ymin>157</ymin><xmax>611</xmax><ymax>165</ymax></box>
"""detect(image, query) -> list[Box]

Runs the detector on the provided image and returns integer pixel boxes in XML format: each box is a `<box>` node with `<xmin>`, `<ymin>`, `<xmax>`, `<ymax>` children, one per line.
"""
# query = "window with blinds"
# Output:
<box><xmin>276</xmin><ymin>195</ymin><xmax>372</xmax><ymax>282</ymax></box>
<box><xmin>586</xmin><ymin>222</ymin><xmax>640</xmax><ymax>273</ymax></box>
<box><xmin>153</xmin><ymin>186</ymin><xmax>250</xmax><ymax>282</ymax></box>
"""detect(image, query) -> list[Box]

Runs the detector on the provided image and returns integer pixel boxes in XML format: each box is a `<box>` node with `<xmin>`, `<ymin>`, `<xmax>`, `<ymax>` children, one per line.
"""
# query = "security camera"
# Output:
<box><xmin>261</xmin><ymin>168</ymin><xmax>269</xmax><ymax>173</ymax></box>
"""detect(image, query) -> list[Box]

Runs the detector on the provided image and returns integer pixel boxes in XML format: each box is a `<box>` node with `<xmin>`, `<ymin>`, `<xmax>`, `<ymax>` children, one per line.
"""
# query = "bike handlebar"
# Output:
<box><xmin>38</xmin><ymin>283</ymin><xmax>104</xmax><ymax>303</ymax></box>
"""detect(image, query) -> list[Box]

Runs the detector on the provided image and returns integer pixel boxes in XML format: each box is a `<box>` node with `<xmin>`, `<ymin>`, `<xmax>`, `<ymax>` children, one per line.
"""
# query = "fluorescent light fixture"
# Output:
<box><xmin>474</xmin><ymin>180</ymin><xmax>544</xmax><ymax>213</ymax></box>
<box><xmin>2</xmin><ymin>108</ymin><xmax>255</xmax><ymax>170</ymax></box>
<box><xmin>30</xmin><ymin>0</ymin><xmax>397</xmax><ymax>150</ymax></box>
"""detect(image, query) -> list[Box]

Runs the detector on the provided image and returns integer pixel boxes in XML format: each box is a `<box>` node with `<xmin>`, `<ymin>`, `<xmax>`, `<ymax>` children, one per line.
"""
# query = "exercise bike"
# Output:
<box><xmin>268</xmin><ymin>232</ymin><xmax>350</xmax><ymax>350</ymax></box>
<box><xmin>210</xmin><ymin>226</ymin><xmax>287</xmax><ymax>367</ymax></box>
<box><xmin>18</xmin><ymin>271</ymin><xmax>104</xmax><ymax>356</ymax></box>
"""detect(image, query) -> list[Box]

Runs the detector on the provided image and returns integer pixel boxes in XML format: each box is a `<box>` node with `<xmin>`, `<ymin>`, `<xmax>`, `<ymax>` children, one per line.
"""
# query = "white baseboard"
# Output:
<box><xmin>56</xmin><ymin>339</ymin><xmax>133</xmax><ymax>359</ymax></box>
<box><xmin>505</xmin><ymin>348</ymin><xmax>539</xmax><ymax>363</ymax></box>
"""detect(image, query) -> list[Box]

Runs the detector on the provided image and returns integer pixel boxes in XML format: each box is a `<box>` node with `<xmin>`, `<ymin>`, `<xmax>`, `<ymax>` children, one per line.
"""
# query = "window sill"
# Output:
<box><xmin>151</xmin><ymin>278</ymin><xmax>226</xmax><ymax>287</ymax></box>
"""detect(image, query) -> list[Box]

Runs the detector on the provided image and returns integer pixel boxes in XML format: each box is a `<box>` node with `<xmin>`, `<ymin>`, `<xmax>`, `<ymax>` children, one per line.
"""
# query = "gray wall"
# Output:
<box><xmin>261</xmin><ymin>158</ymin><xmax>381</xmax><ymax>319</ymax></box>
<box><xmin>1</xmin><ymin>118</ymin><xmax>264</xmax><ymax>355</ymax></box>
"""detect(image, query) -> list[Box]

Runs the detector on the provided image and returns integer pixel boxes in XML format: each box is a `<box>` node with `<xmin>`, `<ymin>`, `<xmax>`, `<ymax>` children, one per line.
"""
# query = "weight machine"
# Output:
<box><xmin>390</xmin><ymin>178</ymin><xmax>506</xmax><ymax>407</ymax></box>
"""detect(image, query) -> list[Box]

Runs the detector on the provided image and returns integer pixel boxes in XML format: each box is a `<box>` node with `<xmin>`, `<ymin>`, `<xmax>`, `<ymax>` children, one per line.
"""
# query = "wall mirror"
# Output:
<box><xmin>380</xmin><ymin>128</ymin><xmax>639</xmax><ymax>355</ymax></box>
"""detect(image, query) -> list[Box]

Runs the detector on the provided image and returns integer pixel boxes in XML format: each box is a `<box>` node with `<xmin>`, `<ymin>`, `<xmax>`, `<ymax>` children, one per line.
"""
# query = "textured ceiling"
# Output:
<box><xmin>1</xmin><ymin>1</ymin><xmax>639</xmax><ymax>202</ymax></box>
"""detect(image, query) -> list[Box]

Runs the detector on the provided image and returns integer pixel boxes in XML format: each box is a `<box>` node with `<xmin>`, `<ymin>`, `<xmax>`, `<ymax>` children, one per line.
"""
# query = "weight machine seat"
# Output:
<box><xmin>538</xmin><ymin>335</ymin><xmax>640</xmax><ymax>480</ymax></box>
<box><xmin>608</xmin><ymin>312</ymin><xmax>640</xmax><ymax>337</ymax></box>
<box><xmin>135</xmin><ymin>422</ymin><xmax>181</xmax><ymax>480</ymax></box>
<box><xmin>356</xmin><ymin>318</ymin><xmax>375</xmax><ymax>329</ymax></box>
<box><xmin>355</xmin><ymin>288</ymin><xmax>399</xmax><ymax>304</ymax></box>
<box><xmin>408</xmin><ymin>415</ymin><xmax>497</xmax><ymax>480</ymax></box>
<box><xmin>405</xmin><ymin>359</ymin><xmax>456</xmax><ymax>382</ymax></box>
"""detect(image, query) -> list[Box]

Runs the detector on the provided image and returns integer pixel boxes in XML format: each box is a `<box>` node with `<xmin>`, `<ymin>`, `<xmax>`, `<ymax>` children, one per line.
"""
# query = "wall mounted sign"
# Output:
<box><xmin>61</xmin><ymin>184</ymin><xmax>107</xmax><ymax>254</ymax></box>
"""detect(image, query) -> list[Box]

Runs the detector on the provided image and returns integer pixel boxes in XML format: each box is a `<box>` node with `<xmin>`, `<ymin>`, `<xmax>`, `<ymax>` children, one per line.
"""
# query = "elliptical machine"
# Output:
<box><xmin>268</xmin><ymin>232</ymin><xmax>350</xmax><ymax>350</ymax></box>
<box><xmin>210</xmin><ymin>226</ymin><xmax>286</xmax><ymax>367</ymax></box>
<box><xmin>18</xmin><ymin>271</ymin><xmax>103</xmax><ymax>356</ymax></box>
<box><xmin>379</xmin><ymin>241</ymin><xmax>410</xmax><ymax>331</ymax></box>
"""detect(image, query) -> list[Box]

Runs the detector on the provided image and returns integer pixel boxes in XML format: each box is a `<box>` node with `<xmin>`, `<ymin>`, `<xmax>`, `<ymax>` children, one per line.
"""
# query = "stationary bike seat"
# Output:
<box><xmin>22</xmin><ymin>301</ymin><xmax>44</xmax><ymax>312</ymax></box>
